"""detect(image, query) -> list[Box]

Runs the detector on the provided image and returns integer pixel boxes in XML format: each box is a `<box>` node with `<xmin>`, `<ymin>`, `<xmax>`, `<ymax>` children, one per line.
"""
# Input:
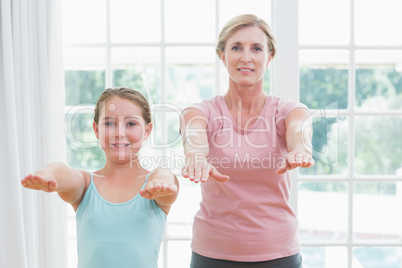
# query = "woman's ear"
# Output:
<box><xmin>93</xmin><ymin>121</ymin><xmax>100</xmax><ymax>139</ymax></box>
<box><xmin>265</xmin><ymin>53</ymin><xmax>273</xmax><ymax>69</ymax></box>
<box><xmin>220</xmin><ymin>51</ymin><xmax>227</xmax><ymax>67</ymax></box>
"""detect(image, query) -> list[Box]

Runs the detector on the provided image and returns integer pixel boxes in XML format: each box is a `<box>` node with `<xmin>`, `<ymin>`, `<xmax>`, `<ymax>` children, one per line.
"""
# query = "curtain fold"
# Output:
<box><xmin>0</xmin><ymin>0</ymin><xmax>67</xmax><ymax>267</ymax></box>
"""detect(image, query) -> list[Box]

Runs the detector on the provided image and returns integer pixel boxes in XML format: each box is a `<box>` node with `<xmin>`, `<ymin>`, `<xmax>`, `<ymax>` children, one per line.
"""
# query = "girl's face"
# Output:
<box><xmin>93</xmin><ymin>96</ymin><xmax>152</xmax><ymax>165</ymax></box>
<box><xmin>220</xmin><ymin>26</ymin><xmax>272</xmax><ymax>88</ymax></box>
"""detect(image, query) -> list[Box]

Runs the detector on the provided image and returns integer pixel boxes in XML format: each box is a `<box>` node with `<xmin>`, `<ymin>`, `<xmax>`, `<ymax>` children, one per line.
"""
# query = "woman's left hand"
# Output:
<box><xmin>276</xmin><ymin>150</ymin><xmax>315</xmax><ymax>175</ymax></box>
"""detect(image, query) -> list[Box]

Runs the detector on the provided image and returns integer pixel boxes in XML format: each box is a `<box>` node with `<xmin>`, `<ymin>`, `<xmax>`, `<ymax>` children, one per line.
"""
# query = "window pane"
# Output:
<box><xmin>165</xmin><ymin>0</ymin><xmax>215</xmax><ymax>43</ymax></box>
<box><xmin>299</xmin><ymin>0</ymin><xmax>349</xmax><ymax>45</ymax></box>
<box><xmin>64</xmin><ymin>47</ymin><xmax>107</xmax><ymax>69</ymax></box>
<box><xmin>219</xmin><ymin>0</ymin><xmax>272</xmax><ymax>29</ymax></box>
<box><xmin>150</xmin><ymin>110</ymin><xmax>183</xmax><ymax>173</ymax></box>
<box><xmin>65</xmin><ymin>70</ymin><xmax>105</xmax><ymax>106</ymax></box>
<box><xmin>353</xmin><ymin>247</ymin><xmax>402</xmax><ymax>268</ymax></box>
<box><xmin>355</xmin><ymin>116</ymin><xmax>402</xmax><ymax>175</ymax></box>
<box><xmin>62</xmin><ymin>0</ymin><xmax>106</xmax><ymax>43</ymax></box>
<box><xmin>64</xmin><ymin>48</ymin><xmax>106</xmax><ymax>106</ymax></box>
<box><xmin>300</xmin><ymin>50</ymin><xmax>349</xmax><ymax>110</ymax></box>
<box><xmin>65</xmin><ymin>112</ymin><xmax>105</xmax><ymax>170</ymax></box>
<box><xmin>300</xmin><ymin>116</ymin><xmax>348</xmax><ymax>176</ymax></box>
<box><xmin>355</xmin><ymin>0</ymin><xmax>402</xmax><ymax>45</ymax></box>
<box><xmin>356</xmin><ymin>50</ymin><xmax>402</xmax><ymax>111</ymax></box>
<box><xmin>301</xmin><ymin>247</ymin><xmax>347</xmax><ymax>268</ymax></box>
<box><xmin>299</xmin><ymin>182</ymin><xmax>348</xmax><ymax>241</ymax></box>
<box><xmin>111</xmin><ymin>47</ymin><xmax>161</xmax><ymax>103</ymax></box>
<box><xmin>166</xmin><ymin>47</ymin><xmax>216</xmax><ymax>106</ymax></box>
<box><xmin>354</xmin><ymin>182</ymin><xmax>402</xmax><ymax>242</ymax></box>
<box><xmin>110</xmin><ymin>0</ymin><xmax>161</xmax><ymax>43</ymax></box>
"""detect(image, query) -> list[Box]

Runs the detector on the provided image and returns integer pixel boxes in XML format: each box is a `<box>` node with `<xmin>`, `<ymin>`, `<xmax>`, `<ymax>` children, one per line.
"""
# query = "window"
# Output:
<box><xmin>62</xmin><ymin>1</ymin><xmax>271</xmax><ymax>267</ymax></box>
<box><xmin>62</xmin><ymin>0</ymin><xmax>402</xmax><ymax>267</ymax></box>
<box><xmin>299</xmin><ymin>0</ymin><xmax>402</xmax><ymax>267</ymax></box>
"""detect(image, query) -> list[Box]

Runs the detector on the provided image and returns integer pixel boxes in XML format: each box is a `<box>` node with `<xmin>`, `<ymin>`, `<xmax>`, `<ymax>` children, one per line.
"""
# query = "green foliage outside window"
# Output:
<box><xmin>300</xmin><ymin>67</ymin><xmax>402</xmax><ymax>195</ymax></box>
<box><xmin>65</xmin><ymin>70</ymin><xmax>105</xmax><ymax>106</ymax></box>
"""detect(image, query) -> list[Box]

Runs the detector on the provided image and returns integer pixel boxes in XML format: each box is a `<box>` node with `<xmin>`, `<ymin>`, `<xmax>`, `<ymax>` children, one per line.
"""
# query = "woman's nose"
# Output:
<box><xmin>241</xmin><ymin>51</ymin><xmax>251</xmax><ymax>62</ymax></box>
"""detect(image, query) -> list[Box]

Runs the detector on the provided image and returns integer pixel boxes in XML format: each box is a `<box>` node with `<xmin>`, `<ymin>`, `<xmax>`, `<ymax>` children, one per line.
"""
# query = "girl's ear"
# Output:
<box><xmin>143</xmin><ymin>122</ymin><xmax>153</xmax><ymax>141</ymax></box>
<box><xmin>93</xmin><ymin>121</ymin><xmax>100</xmax><ymax>139</ymax></box>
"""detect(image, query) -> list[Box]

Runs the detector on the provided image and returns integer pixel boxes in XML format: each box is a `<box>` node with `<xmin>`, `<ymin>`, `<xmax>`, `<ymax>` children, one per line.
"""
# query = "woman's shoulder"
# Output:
<box><xmin>266</xmin><ymin>95</ymin><xmax>307</xmax><ymax>111</ymax></box>
<box><xmin>187</xmin><ymin>95</ymin><xmax>223</xmax><ymax>109</ymax></box>
<box><xmin>184</xmin><ymin>95</ymin><xmax>225</xmax><ymax>119</ymax></box>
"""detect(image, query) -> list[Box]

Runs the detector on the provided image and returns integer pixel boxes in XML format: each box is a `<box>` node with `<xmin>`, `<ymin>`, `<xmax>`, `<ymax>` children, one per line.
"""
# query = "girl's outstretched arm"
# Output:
<box><xmin>21</xmin><ymin>162</ymin><xmax>88</xmax><ymax>210</ymax></box>
<box><xmin>139</xmin><ymin>167</ymin><xmax>179</xmax><ymax>215</ymax></box>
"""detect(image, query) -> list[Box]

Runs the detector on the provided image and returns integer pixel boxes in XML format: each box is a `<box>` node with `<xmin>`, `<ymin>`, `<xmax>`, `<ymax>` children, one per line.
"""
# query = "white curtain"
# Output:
<box><xmin>0</xmin><ymin>0</ymin><xmax>67</xmax><ymax>267</ymax></box>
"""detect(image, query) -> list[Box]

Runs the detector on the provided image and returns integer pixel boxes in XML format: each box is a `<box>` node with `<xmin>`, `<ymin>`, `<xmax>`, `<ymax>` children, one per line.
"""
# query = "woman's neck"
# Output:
<box><xmin>224</xmin><ymin>82</ymin><xmax>266</xmax><ymax>113</ymax></box>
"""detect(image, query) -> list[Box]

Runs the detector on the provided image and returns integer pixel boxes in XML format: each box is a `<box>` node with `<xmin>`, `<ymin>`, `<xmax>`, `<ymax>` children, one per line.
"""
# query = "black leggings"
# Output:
<box><xmin>190</xmin><ymin>252</ymin><xmax>303</xmax><ymax>268</ymax></box>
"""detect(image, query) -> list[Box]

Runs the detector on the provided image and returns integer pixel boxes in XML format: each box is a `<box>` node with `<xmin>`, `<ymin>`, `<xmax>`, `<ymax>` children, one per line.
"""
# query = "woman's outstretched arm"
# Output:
<box><xmin>276</xmin><ymin>107</ymin><xmax>315</xmax><ymax>175</ymax></box>
<box><xmin>180</xmin><ymin>108</ymin><xmax>229</xmax><ymax>183</ymax></box>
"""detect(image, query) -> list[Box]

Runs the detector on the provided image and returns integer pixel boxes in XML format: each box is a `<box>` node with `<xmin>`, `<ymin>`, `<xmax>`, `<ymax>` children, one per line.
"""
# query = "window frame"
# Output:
<box><xmin>63</xmin><ymin>0</ymin><xmax>402</xmax><ymax>267</ymax></box>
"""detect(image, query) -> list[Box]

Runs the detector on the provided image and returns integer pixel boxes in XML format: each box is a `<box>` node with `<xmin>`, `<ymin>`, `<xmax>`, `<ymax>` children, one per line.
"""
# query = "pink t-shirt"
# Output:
<box><xmin>187</xmin><ymin>95</ymin><xmax>308</xmax><ymax>262</ymax></box>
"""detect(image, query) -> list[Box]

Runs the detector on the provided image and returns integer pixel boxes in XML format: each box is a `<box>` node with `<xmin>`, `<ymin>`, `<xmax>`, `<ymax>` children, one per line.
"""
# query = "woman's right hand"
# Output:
<box><xmin>181</xmin><ymin>152</ymin><xmax>229</xmax><ymax>183</ymax></box>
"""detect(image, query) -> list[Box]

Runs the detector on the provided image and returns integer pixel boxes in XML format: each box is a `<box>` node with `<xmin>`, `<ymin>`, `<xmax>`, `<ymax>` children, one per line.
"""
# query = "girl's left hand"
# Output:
<box><xmin>139</xmin><ymin>181</ymin><xmax>178</xmax><ymax>200</ymax></box>
<box><xmin>276</xmin><ymin>150</ymin><xmax>315</xmax><ymax>175</ymax></box>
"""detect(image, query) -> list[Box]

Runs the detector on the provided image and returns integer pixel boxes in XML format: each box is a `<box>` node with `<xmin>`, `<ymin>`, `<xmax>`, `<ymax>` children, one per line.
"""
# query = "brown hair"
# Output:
<box><xmin>94</xmin><ymin>87</ymin><xmax>151</xmax><ymax>125</ymax></box>
<box><xmin>216</xmin><ymin>14</ymin><xmax>276</xmax><ymax>59</ymax></box>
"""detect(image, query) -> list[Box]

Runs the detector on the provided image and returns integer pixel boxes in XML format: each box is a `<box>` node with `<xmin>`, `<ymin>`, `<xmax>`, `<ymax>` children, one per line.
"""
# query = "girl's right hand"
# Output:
<box><xmin>21</xmin><ymin>173</ymin><xmax>58</xmax><ymax>193</ymax></box>
<box><xmin>181</xmin><ymin>152</ymin><xmax>229</xmax><ymax>183</ymax></box>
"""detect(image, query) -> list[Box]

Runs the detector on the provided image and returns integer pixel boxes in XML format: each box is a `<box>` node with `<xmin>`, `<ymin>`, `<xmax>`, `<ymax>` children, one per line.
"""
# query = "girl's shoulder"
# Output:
<box><xmin>81</xmin><ymin>170</ymin><xmax>92</xmax><ymax>188</ymax></box>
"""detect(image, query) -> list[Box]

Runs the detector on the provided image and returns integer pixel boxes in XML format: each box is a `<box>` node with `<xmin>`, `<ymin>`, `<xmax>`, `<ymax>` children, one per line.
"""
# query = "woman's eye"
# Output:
<box><xmin>127</xmin><ymin>122</ymin><xmax>137</xmax><ymax>127</ymax></box>
<box><xmin>253</xmin><ymin>47</ymin><xmax>262</xmax><ymax>52</ymax></box>
<box><xmin>232</xmin><ymin>46</ymin><xmax>241</xmax><ymax>51</ymax></box>
<box><xmin>105</xmin><ymin>122</ymin><xmax>114</xmax><ymax>126</ymax></box>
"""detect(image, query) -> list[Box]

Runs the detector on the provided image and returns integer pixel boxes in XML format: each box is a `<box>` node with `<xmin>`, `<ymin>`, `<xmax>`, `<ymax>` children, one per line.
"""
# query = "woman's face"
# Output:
<box><xmin>93</xmin><ymin>96</ymin><xmax>152</xmax><ymax>164</ymax></box>
<box><xmin>220</xmin><ymin>26</ymin><xmax>272</xmax><ymax>88</ymax></box>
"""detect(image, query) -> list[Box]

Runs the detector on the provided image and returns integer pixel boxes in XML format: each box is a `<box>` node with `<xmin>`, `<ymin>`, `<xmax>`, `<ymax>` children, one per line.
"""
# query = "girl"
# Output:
<box><xmin>21</xmin><ymin>87</ymin><xmax>179</xmax><ymax>268</ymax></box>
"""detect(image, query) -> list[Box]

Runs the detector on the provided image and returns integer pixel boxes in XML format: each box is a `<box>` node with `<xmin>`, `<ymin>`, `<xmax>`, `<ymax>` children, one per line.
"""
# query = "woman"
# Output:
<box><xmin>180</xmin><ymin>14</ymin><xmax>314</xmax><ymax>268</ymax></box>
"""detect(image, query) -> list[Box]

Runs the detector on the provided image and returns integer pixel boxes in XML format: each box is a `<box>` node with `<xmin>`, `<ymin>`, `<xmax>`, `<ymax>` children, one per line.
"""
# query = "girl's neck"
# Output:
<box><xmin>100</xmin><ymin>156</ymin><xmax>148</xmax><ymax>178</ymax></box>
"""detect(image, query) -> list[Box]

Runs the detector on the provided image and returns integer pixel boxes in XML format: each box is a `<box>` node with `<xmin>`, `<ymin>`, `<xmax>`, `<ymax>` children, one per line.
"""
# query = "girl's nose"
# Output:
<box><xmin>115</xmin><ymin>119</ymin><xmax>125</xmax><ymax>138</ymax></box>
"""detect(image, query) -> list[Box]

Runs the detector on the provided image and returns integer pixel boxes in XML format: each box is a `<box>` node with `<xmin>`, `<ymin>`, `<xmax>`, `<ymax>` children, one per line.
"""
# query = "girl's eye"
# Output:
<box><xmin>105</xmin><ymin>122</ymin><xmax>114</xmax><ymax>126</ymax></box>
<box><xmin>127</xmin><ymin>122</ymin><xmax>137</xmax><ymax>127</ymax></box>
<box><xmin>232</xmin><ymin>46</ymin><xmax>241</xmax><ymax>51</ymax></box>
<box><xmin>253</xmin><ymin>47</ymin><xmax>262</xmax><ymax>52</ymax></box>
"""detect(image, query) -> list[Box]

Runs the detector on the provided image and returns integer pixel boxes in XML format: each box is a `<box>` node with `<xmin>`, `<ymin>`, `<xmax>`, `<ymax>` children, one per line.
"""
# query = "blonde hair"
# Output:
<box><xmin>94</xmin><ymin>87</ymin><xmax>151</xmax><ymax>125</ymax></box>
<box><xmin>216</xmin><ymin>14</ymin><xmax>276</xmax><ymax>59</ymax></box>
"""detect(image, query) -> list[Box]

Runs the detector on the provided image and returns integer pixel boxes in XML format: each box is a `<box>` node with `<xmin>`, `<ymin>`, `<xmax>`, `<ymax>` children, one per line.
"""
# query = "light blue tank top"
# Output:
<box><xmin>76</xmin><ymin>173</ymin><xmax>166</xmax><ymax>268</ymax></box>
